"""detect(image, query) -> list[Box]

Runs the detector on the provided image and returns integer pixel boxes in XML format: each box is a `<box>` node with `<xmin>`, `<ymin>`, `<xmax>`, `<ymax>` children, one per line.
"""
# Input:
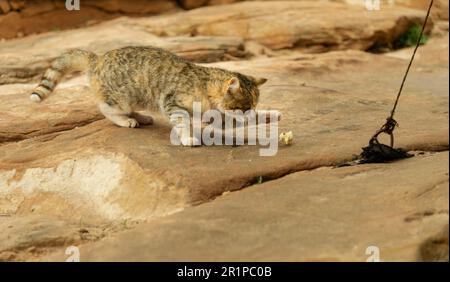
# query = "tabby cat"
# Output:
<box><xmin>31</xmin><ymin>46</ymin><xmax>267</xmax><ymax>145</ymax></box>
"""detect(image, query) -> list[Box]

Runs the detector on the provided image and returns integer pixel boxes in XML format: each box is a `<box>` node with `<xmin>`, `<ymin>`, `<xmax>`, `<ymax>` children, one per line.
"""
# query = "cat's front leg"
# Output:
<box><xmin>98</xmin><ymin>102</ymin><xmax>139</xmax><ymax>128</ymax></box>
<box><xmin>131</xmin><ymin>112</ymin><xmax>154</xmax><ymax>125</ymax></box>
<box><xmin>166</xmin><ymin>107</ymin><xmax>201</xmax><ymax>147</ymax></box>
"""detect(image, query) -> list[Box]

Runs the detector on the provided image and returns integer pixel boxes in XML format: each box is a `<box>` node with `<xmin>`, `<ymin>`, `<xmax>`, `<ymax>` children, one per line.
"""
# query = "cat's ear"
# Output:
<box><xmin>227</xmin><ymin>77</ymin><xmax>240</xmax><ymax>94</ymax></box>
<box><xmin>254</xmin><ymin>77</ymin><xmax>268</xmax><ymax>87</ymax></box>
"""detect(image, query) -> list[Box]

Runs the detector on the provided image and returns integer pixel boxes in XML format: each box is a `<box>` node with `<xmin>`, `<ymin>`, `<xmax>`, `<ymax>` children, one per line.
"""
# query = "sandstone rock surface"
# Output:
<box><xmin>1</xmin><ymin>0</ymin><xmax>445</xmax><ymax>41</ymax></box>
<box><xmin>44</xmin><ymin>152</ymin><xmax>449</xmax><ymax>261</ymax></box>
<box><xmin>0</xmin><ymin>0</ymin><xmax>448</xmax><ymax>262</ymax></box>
<box><xmin>1</xmin><ymin>1</ymin><xmax>437</xmax><ymax>84</ymax></box>
<box><xmin>0</xmin><ymin>76</ymin><xmax>101</xmax><ymax>143</ymax></box>
<box><xmin>0</xmin><ymin>18</ymin><xmax>247</xmax><ymax>85</ymax></box>
<box><xmin>0</xmin><ymin>0</ymin><xmax>179</xmax><ymax>40</ymax></box>
<box><xmin>342</xmin><ymin>0</ymin><xmax>449</xmax><ymax>20</ymax></box>
<box><xmin>1</xmin><ymin>40</ymin><xmax>447</xmax><ymax>223</ymax></box>
<box><xmin>139</xmin><ymin>1</ymin><xmax>432</xmax><ymax>51</ymax></box>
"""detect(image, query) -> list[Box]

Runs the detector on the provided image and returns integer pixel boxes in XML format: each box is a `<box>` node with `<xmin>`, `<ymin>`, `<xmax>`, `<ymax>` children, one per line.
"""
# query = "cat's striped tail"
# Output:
<box><xmin>30</xmin><ymin>49</ymin><xmax>97</xmax><ymax>102</ymax></box>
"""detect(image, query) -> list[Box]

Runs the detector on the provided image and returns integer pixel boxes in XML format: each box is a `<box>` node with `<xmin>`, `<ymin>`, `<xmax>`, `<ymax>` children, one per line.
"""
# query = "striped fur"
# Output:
<box><xmin>31</xmin><ymin>49</ymin><xmax>97</xmax><ymax>102</ymax></box>
<box><xmin>31</xmin><ymin>46</ymin><xmax>267</xmax><ymax>139</ymax></box>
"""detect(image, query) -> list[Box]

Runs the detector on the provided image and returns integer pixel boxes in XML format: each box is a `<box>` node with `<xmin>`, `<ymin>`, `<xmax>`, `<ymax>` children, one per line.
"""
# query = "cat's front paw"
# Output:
<box><xmin>180</xmin><ymin>136</ymin><xmax>201</xmax><ymax>147</ymax></box>
<box><xmin>126</xmin><ymin>118</ymin><xmax>139</xmax><ymax>128</ymax></box>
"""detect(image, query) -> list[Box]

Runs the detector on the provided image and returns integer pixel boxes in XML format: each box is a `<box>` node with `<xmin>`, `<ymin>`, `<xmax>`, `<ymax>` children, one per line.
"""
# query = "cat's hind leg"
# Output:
<box><xmin>131</xmin><ymin>112</ymin><xmax>154</xmax><ymax>125</ymax></box>
<box><xmin>98</xmin><ymin>101</ymin><xmax>139</xmax><ymax>128</ymax></box>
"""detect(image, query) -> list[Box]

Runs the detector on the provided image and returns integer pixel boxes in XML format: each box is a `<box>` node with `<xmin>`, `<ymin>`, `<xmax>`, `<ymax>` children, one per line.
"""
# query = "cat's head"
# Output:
<box><xmin>218</xmin><ymin>73</ymin><xmax>267</xmax><ymax>112</ymax></box>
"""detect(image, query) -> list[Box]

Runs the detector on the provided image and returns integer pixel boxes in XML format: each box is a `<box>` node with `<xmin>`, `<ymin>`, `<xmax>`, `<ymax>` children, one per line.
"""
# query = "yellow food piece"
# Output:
<box><xmin>279</xmin><ymin>131</ymin><xmax>293</xmax><ymax>145</ymax></box>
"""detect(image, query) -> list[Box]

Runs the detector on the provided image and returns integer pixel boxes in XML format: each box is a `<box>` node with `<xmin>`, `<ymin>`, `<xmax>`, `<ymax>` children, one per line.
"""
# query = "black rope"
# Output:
<box><xmin>372</xmin><ymin>0</ymin><xmax>434</xmax><ymax>146</ymax></box>
<box><xmin>359</xmin><ymin>0</ymin><xmax>434</xmax><ymax>164</ymax></box>
<box><xmin>390</xmin><ymin>0</ymin><xmax>434</xmax><ymax>119</ymax></box>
